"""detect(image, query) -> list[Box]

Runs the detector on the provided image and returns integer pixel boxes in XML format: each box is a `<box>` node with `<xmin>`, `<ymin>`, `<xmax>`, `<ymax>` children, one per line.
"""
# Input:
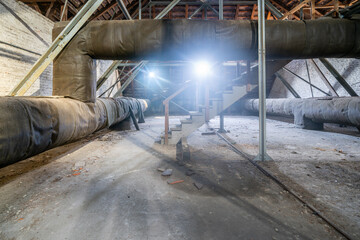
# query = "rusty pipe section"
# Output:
<box><xmin>244</xmin><ymin>97</ymin><xmax>360</xmax><ymax>129</ymax></box>
<box><xmin>0</xmin><ymin>97</ymin><xmax>148</xmax><ymax>167</ymax></box>
<box><xmin>53</xmin><ymin>19</ymin><xmax>360</xmax><ymax>102</ymax></box>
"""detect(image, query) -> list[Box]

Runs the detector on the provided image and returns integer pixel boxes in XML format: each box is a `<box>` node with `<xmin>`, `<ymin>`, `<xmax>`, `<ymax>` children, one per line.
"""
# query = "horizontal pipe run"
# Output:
<box><xmin>244</xmin><ymin>97</ymin><xmax>360</xmax><ymax>129</ymax></box>
<box><xmin>52</xmin><ymin>19</ymin><xmax>360</xmax><ymax>102</ymax></box>
<box><xmin>0</xmin><ymin>96</ymin><xmax>149</xmax><ymax>167</ymax></box>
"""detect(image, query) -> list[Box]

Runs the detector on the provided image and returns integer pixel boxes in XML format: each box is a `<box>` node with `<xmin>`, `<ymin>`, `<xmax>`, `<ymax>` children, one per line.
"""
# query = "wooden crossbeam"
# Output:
<box><xmin>45</xmin><ymin>1</ymin><xmax>54</xmax><ymax>17</ymax></box>
<box><xmin>32</xmin><ymin>2</ymin><xmax>42</xmax><ymax>13</ymax></box>
<box><xmin>91</xmin><ymin>2</ymin><xmax>118</xmax><ymax>20</ymax></box>
<box><xmin>251</xmin><ymin>4</ymin><xmax>257</xmax><ymax>19</ymax></box>
<box><xmin>21</xmin><ymin>0</ymin><xmax>55</xmax><ymax>2</ymax></box>
<box><xmin>268</xmin><ymin>0</ymin><xmax>300</xmax><ymax>20</ymax></box>
<box><xmin>280</xmin><ymin>0</ymin><xmax>312</xmax><ymax>20</ymax></box>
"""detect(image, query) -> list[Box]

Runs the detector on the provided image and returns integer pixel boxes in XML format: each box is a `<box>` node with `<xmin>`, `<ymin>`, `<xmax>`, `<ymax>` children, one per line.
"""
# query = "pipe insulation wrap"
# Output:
<box><xmin>0</xmin><ymin>97</ymin><xmax>149</xmax><ymax>167</ymax></box>
<box><xmin>52</xmin><ymin>19</ymin><xmax>360</xmax><ymax>102</ymax></box>
<box><xmin>244</xmin><ymin>97</ymin><xmax>360</xmax><ymax>127</ymax></box>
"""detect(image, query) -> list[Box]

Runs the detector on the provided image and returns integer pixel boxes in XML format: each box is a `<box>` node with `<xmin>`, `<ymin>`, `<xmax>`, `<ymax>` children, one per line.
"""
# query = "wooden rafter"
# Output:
<box><xmin>251</xmin><ymin>4</ymin><xmax>257</xmax><ymax>20</ymax></box>
<box><xmin>269</xmin><ymin>0</ymin><xmax>300</xmax><ymax>20</ymax></box>
<box><xmin>280</xmin><ymin>0</ymin><xmax>312</xmax><ymax>20</ymax></box>
<box><xmin>45</xmin><ymin>1</ymin><xmax>54</xmax><ymax>17</ymax></box>
<box><xmin>91</xmin><ymin>2</ymin><xmax>118</xmax><ymax>20</ymax></box>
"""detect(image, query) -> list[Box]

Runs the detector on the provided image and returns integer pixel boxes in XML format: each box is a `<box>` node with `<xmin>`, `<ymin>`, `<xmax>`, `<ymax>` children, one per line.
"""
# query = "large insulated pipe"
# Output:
<box><xmin>244</xmin><ymin>97</ymin><xmax>360</xmax><ymax>129</ymax></box>
<box><xmin>0</xmin><ymin>96</ymin><xmax>148</xmax><ymax>167</ymax></box>
<box><xmin>52</xmin><ymin>19</ymin><xmax>360</xmax><ymax>102</ymax></box>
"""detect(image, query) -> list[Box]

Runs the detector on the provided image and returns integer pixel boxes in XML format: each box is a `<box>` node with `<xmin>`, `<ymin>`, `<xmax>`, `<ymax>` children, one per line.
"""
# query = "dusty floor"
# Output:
<box><xmin>0</xmin><ymin>116</ymin><xmax>358</xmax><ymax>240</ymax></box>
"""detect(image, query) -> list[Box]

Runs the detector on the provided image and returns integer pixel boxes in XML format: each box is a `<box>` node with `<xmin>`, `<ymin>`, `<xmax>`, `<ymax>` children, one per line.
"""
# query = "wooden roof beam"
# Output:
<box><xmin>280</xmin><ymin>0</ymin><xmax>312</xmax><ymax>20</ymax></box>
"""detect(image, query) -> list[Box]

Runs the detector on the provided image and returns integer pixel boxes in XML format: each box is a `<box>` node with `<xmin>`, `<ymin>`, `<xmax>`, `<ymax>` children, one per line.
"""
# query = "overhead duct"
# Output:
<box><xmin>52</xmin><ymin>19</ymin><xmax>360</xmax><ymax>102</ymax></box>
<box><xmin>244</xmin><ymin>97</ymin><xmax>360</xmax><ymax>130</ymax></box>
<box><xmin>0</xmin><ymin>97</ymin><xmax>148</xmax><ymax>167</ymax></box>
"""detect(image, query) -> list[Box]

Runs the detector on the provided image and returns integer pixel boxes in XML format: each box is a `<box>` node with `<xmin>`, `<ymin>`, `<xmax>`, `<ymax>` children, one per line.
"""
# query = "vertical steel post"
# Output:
<box><xmin>164</xmin><ymin>103</ymin><xmax>169</xmax><ymax>145</ymax></box>
<box><xmin>219</xmin><ymin>0</ymin><xmax>223</xmax><ymax>20</ymax></box>
<box><xmin>139</xmin><ymin>0</ymin><xmax>141</xmax><ymax>19</ymax></box>
<box><xmin>254</xmin><ymin>0</ymin><xmax>272</xmax><ymax>161</ymax></box>
<box><xmin>205</xmin><ymin>85</ymin><xmax>210</xmax><ymax>122</ymax></box>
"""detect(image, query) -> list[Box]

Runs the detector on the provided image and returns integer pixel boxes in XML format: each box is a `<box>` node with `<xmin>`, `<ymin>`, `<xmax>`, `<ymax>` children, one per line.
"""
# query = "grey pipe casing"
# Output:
<box><xmin>244</xmin><ymin>97</ymin><xmax>360</xmax><ymax>128</ymax></box>
<box><xmin>52</xmin><ymin>19</ymin><xmax>360</xmax><ymax>102</ymax></box>
<box><xmin>0</xmin><ymin>97</ymin><xmax>148</xmax><ymax>167</ymax></box>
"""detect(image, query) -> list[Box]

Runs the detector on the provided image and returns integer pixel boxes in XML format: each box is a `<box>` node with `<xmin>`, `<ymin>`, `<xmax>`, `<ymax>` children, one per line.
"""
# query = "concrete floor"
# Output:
<box><xmin>0</xmin><ymin>116</ymin><xmax>358</xmax><ymax>240</ymax></box>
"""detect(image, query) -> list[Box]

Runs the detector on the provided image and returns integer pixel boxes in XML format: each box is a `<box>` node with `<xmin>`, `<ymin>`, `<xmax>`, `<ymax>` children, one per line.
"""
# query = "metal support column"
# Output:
<box><xmin>219</xmin><ymin>0</ymin><xmax>223</xmax><ymax>20</ymax></box>
<box><xmin>116</xmin><ymin>0</ymin><xmax>132</xmax><ymax>20</ymax></box>
<box><xmin>254</xmin><ymin>0</ymin><xmax>272</xmax><ymax>161</ymax></box>
<box><xmin>139</xmin><ymin>0</ymin><xmax>141</xmax><ymax>19</ymax></box>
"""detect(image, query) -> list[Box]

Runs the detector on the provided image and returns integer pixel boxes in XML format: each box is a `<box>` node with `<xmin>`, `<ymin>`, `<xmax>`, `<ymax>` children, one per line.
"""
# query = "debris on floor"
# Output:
<box><xmin>161</xmin><ymin>169</ymin><xmax>173</xmax><ymax>176</ymax></box>
<box><xmin>193</xmin><ymin>182</ymin><xmax>203</xmax><ymax>190</ymax></box>
<box><xmin>167</xmin><ymin>180</ymin><xmax>184</xmax><ymax>185</ymax></box>
<box><xmin>157</xmin><ymin>167</ymin><xmax>166</xmax><ymax>172</ymax></box>
<box><xmin>185</xmin><ymin>169</ymin><xmax>195</xmax><ymax>176</ymax></box>
<box><xmin>201</xmin><ymin>131</ymin><xmax>216</xmax><ymax>135</ymax></box>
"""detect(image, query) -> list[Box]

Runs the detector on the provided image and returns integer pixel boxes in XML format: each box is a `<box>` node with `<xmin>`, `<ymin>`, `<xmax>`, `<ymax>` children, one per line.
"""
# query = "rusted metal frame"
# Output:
<box><xmin>275</xmin><ymin>73</ymin><xmax>300</xmax><ymax>98</ymax></box>
<box><xmin>310</xmin><ymin>59</ymin><xmax>338</xmax><ymax>97</ymax></box>
<box><xmin>163</xmin><ymin>82</ymin><xmax>193</xmax><ymax>145</ymax></box>
<box><xmin>319</xmin><ymin>58</ymin><xmax>358</xmax><ymax>97</ymax></box>
<box><xmin>282</xmin><ymin>67</ymin><xmax>331</xmax><ymax>96</ymax></box>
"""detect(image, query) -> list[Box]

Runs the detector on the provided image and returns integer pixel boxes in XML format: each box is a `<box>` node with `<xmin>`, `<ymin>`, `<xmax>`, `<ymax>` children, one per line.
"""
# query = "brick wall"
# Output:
<box><xmin>269</xmin><ymin>58</ymin><xmax>360</xmax><ymax>98</ymax></box>
<box><xmin>0</xmin><ymin>0</ymin><xmax>53</xmax><ymax>96</ymax></box>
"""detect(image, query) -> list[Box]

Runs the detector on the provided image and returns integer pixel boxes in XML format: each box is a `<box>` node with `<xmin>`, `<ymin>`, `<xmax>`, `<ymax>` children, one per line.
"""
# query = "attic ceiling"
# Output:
<box><xmin>19</xmin><ymin>0</ymin><xmax>357</xmax><ymax>22</ymax></box>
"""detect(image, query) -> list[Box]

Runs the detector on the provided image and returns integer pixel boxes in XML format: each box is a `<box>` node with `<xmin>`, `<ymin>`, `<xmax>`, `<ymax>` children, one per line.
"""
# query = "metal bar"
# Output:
<box><xmin>164</xmin><ymin>103</ymin><xmax>169</xmax><ymax>145</ymax></box>
<box><xmin>265</xmin><ymin>0</ymin><xmax>283</xmax><ymax>18</ymax></box>
<box><xmin>275</xmin><ymin>73</ymin><xmax>301</xmax><ymax>98</ymax></box>
<box><xmin>139</xmin><ymin>0</ymin><xmax>142</xmax><ymax>19</ymax></box>
<box><xmin>96</xmin><ymin>60</ymin><xmax>122</xmax><ymax>90</ymax></box>
<box><xmin>189</xmin><ymin>4</ymin><xmax>204</xmax><ymax>18</ymax></box>
<box><xmin>205</xmin><ymin>3</ymin><xmax>219</xmax><ymax>16</ymax></box>
<box><xmin>310</xmin><ymin>59</ymin><xmax>338</xmax><ymax>97</ymax></box>
<box><xmin>282</xmin><ymin>67</ymin><xmax>331</xmax><ymax>96</ymax></box>
<box><xmin>205</xmin><ymin>84</ymin><xmax>209</xmax><ymax>122</ymax></box>
<box><xmin>305</xmin><ymin>60</ymin><xmax>314</xmax><ymax>97</ymax></box>
<box><xmin>113</xmin><ymin>62</ymin><xmax>146</xmax><ymax>97</ymax></box>
<box><xmin>154</xmin><ymin>0</ymin><xmax>181</xmax><ymax>19</ymax></box>
<box><xmin>255</xmin><ymin>0</ymin><xmax>272</xmax><ymax>161</ymax></box>
<box><xmin>219</xmin><ymin>0</ymin><xmax>223</xmax><ymax>19</ymax></box>
<box><xmin>116</xmin><ymin>0</ymin><xmax>132</xmax><ymax>20</ymax></box>
<box><xmin>9</xmin><ymin>0</ymin><xmax>104</xmax><ymax>96</ymax></box>
<box><xmin>129</xmin><ymin>106</ymin><xmax>140</xmax><ymax>130</ymax></box>
<box><xmin>319</xmin><ymin>58</ymin><xmax>358</xmax><ymax>97</ymax></box>
<box><xmin>60</xmin><ymin>0</ymin><xmax>68</xmax><ymax>21</ymax></box>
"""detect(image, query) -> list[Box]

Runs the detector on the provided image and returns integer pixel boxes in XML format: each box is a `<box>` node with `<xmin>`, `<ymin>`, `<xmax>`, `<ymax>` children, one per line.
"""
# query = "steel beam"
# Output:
<box><xmin>282</xmin><ymin>67</ymin><xmax>330</xmax><ymax>96</ymax></box>
<box><xmin>219</xmin><ymin>0</ymin><xmax>223</xmax><ymax>19</ymax></box>
<box><xmin>275</xmin><ymin>73</ymin><xmax>300</xmax><ymax>98</ymax></box>
<box><xmin>310</xmin><ymin>59</ymin><xmax>338</xmax><ymax>97</ymax></box>
<box><xmin>116</xmin><ymin>0</ymin><xmax>132</xmax><ymax>20</ymax></box>
<box><xmin>319</xmin><ymin>58</ymin><xmax>358</xmax><ymax>97</ymax></box>
<box><xmin>265</xmin><ymin>0</ymin><xmax>283</xmax><ymax>19</ymax></box>
<box><xmin>9</xmin><ymin>0</ymin><xmax>104</xmax><ymax>96</ymax></box>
